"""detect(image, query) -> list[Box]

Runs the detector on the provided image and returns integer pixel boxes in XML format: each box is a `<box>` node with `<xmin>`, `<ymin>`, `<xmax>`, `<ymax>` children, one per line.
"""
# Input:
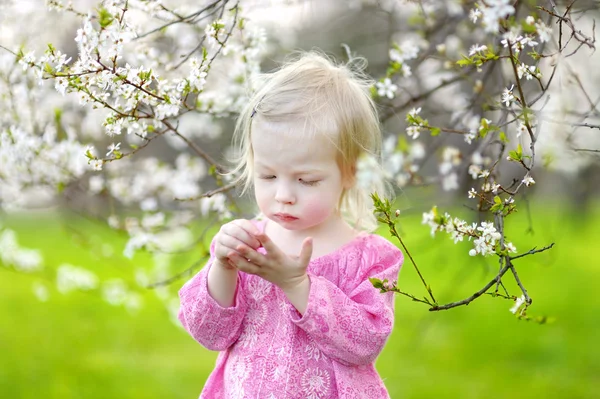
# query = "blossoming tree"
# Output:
<box><xmin>1</xmin><ymin>0</ymin><xmax>598</xmax><ymax>322</ymax></box>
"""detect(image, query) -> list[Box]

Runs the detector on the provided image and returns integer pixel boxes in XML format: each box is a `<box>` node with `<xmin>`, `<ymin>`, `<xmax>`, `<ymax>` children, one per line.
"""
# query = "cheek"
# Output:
<box><xmin>253</xmin><ymin>184</ymin><xmax>269</xmax><ymax>209</ymax></box>
<box><xmin>301</xmin><ymin>193</ymin><xmax>336</xmax><ymax>219</ymax></box>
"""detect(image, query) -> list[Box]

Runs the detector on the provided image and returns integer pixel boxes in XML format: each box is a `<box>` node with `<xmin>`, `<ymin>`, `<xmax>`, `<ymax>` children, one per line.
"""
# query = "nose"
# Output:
<box><xmin>274</xmin><ymin>182</ymin><xmax>295</xmax><ymax>204</ymax></box>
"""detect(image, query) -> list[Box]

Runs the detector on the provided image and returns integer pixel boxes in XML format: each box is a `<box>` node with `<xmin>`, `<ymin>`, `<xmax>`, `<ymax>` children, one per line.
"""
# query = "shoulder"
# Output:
<box><xmin>340</xmin><ymin>233</ymin><xmax>403</xmax><ymax>281</ymax></box>
<box><xmin>354</xmin><ymin>233</ymin><xmax>403</xmax><ymax>260</ymax></box>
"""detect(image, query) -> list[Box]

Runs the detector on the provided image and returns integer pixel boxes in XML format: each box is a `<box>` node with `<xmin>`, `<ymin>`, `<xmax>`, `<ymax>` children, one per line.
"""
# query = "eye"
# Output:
<box><xmin>300</xmin><ymin>179</ymin><xmax>320</xmax><ymax>186</ymax></box>
<box><xmin>259</xmin><ymin>175</ymin><xmax>276</xmax><ymax>180</ymax></box>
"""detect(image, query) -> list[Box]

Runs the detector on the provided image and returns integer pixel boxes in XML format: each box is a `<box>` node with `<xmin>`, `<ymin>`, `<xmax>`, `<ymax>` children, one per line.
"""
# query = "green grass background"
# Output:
<box><xmin>0</xmin><ymin>201</ymin><xmax>598</xmax><ymax>398</ymax></box>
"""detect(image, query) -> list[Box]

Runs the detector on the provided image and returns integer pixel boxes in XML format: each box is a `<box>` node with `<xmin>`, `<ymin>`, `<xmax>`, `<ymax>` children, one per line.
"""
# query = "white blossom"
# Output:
<box><xmin>469</xmin><ymin>8</ymin><xmax>481</xmax><ymax>23</ymax></box>
<box><xmin>502</xmin><ymin>85</ymin><xmax>515</xmax><ymax>107</ymax></box>
<box><xmin>469</xmin><ymin>44</ymin><xmax>488</xmax><ymax>56</ymax></box>
<box><xmin>510</xmin><ymin>295</ymin><xmax>526</xmax><ymax>314</ymax></box>
<box><xmin>522</xmin><ymin>175</ymin><xmax>535</xmax><ymax>186</ymax></box>
<box><xmin>406</xmin><ymin>125</ymin><xmax>421</xmax><ymax>139</ymax></box>
<box><xmin>535</xmin><ymin>21</ymin><xmax>552</xmax><ymax>43</ymax></box>
<box><xmin>375</xmin><ymin>78</ymin><xmax>398</xmax><ymax>99</ymax></box>
<box><xmin>106</xmin><ymin>142</ymin><xmax>121</xmax><ymax>157</ymax></box>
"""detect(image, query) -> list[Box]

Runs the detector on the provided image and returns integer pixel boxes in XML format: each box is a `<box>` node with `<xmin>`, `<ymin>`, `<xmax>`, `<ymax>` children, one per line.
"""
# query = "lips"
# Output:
<box><xmin>273</xmin><ymin>213</ymin><xmax>298</xmax><ymax>222</ymax></box>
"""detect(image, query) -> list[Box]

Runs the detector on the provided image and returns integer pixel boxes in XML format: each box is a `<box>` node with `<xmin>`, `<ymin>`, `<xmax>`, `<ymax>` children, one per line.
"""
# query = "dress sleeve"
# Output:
<box><xmin>177</xmin><ymin>237</ymin><xmax>248</xmax><ymax>351</ymax></box>
<box><xmin>290</xmin><ymin>236</ymin><xmax>403</xmax><ymax>366</ymax></box>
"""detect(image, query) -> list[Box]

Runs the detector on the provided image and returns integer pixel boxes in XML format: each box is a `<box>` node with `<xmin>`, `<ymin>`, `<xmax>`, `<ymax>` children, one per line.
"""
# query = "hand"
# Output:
<box><xmin>213</xmin><ymin>219</ymin><xmax>262</xmax><ymax>270</ymax></box>
<box><xmin>228</xmin><ymin>232</ymin><xmax>313</xmax><ymax>291</ymax></box>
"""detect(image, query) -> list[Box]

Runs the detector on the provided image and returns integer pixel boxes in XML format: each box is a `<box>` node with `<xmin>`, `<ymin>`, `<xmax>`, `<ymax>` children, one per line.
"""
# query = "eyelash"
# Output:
<box><xmin>260</xmin><ymin>176</ymin><xmax>321</xmax><ymax>186</ymax></box>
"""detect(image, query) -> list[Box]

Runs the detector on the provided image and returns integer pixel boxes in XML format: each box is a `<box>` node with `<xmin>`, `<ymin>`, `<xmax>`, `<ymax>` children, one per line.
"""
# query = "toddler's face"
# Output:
<box><xmin>251</xmin><ymin>120</ymin><xmax>349</xmax><ymax>234</ymax></box>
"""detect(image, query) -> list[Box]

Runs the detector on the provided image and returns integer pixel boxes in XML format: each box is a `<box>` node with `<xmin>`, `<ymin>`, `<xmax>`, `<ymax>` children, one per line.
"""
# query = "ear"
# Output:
<box><xmin>342</xmin><ymin>164</ymin><xmax>356</xmax><ymax>189</ymax></box>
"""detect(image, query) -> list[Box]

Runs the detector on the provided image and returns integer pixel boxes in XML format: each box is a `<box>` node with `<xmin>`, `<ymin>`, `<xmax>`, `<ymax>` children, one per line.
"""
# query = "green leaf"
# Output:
<box><xmin>430</xmin><ymin>127</ymin><xmax>441</xmax><ymax>136</ymax></box>
<box><xmin>499</xmin><ymin>131</ymin><xmax>508</xmax><ymax>143</ymax></box>
<box><xmin>97</xmin><ymin>6</ymin><xmax>114</xmax><ymax>29</ymax></box>
<box><xmin>490</xmin><ymin>203</ymin><xmax>503</xmax><ymax>212</ymax></box>
<box><xmin>456</xmin><ymin>56</ymin><xmax>473</xmax><ymax>67</ymax></box>
<box><xmin>369</xmin><ymin>277</ymin><xmax>384</xmax><ymax>289</ymax></box>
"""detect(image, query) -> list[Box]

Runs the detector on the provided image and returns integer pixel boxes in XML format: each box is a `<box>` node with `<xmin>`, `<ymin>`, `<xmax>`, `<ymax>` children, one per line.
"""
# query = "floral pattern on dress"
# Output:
<box><xmin>301</xmin><ymin>367</ymin><xmax>331</xmax><ymax>398</ymax></box>
<box><xmin>178</xmin><ymin>219</ymin><xmax>403</xmax><ymax>399</ymax></box>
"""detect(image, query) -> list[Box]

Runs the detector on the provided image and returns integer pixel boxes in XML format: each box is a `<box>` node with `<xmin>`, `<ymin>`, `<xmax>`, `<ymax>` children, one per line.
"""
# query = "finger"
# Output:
<box><xmin>229</xmin><ymin>253</ymin><xmax>262</xmax><ymax>276</ymax></box>
<box><xmin>230</xmin><ymin>220</ymin><xmax>262</xmax><ymax>249</ymax></box>
<box><xmin>237</xmin><ymin>244</ymin><xmax>268</xmax><ymax>266</ymax></box>
<box><xmin>298</xmin><ymin>237</ymin><xmax>313</xmax><ymax>266</ymax></box>
<box><xmin>255</xmin><ymin>232</ymin><xmax>281</xmax><ymax>255</ymax></box>
<box><xmin>215</xmin><ymin>235</ymin><xmax>244</xmax><ymax>259</ymax></box>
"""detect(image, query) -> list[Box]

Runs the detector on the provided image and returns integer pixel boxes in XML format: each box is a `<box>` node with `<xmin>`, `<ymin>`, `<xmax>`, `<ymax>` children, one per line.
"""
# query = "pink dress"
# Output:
<box><xmin>178</xmin><ymin>220</ymin><xmax>403</xmax><ymax>398</ymax></box>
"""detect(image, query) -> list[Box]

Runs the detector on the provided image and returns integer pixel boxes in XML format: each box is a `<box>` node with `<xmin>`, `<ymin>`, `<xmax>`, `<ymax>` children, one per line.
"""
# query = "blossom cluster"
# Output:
<box><xmin>422</xmin><ymin>207</ymin><xmax>517</xmax><ymax>257</ymax></box>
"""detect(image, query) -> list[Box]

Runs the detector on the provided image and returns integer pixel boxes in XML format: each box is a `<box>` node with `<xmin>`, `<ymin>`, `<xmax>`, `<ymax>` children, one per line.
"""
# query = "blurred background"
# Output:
<box><xmin>1</xmin><ymin>0</ymin><xmax>599</xmax><ymax>398</ymax></box>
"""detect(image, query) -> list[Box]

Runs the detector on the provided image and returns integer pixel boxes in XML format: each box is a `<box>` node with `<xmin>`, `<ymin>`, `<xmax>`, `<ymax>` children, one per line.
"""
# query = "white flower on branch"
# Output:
<box><xmin>517</xmin><ymin>63</ymin><xmax>536</xmax><ymax>80</ymax></box>
<box><xmin>408</xmin><ymin>107</ymin><xmax>421</xmax><ymax>118</ymax></box>
<box><xmin>189</xmin><ymin>58</ymin><xmax>208</xmax><ymax>91</ymax></box>
<box><xmin>106</xmin><ymin>142</ymin><xmax>121</xmax><ymax>157</ymax></box>
<box><xmin>479</xmin><ymin>0</ymin><xmax>515</xmax><ymax>33</ymax></box>
<box><xmin>510</xmin><ymin>295</ymin><xmax>526</xmax><ymax>314</ymax></box>
<box><xmin>522</xmin><ymin>175</ymin><xmax>535</xmax><ymax>186</ymax></box>
<box><xmin>406</xmin><ymin>125</ymin><xmax>421</xmax><ymax>139</ymax></box>
<box><xmin>469</xmin><ymin>8</ymin><xmax>481</xmax><ymax>23</ymax></box>
<box><xmin>205</xmin><ymin>19</ymin><xmax>225</xmax><ymax>48</ymax></box>
<box><xmin>501</xmin><ymin>29</ymin><xmax>524</xmax><ymax>52</ymax></box>
<box><xmin>505</xmin><ymin>242</ymin><xmax>517</xmax><ymax>253</ymax></box>
<box><xmin>501</xmin><ymin>85</ymin><xmax>515</xmax><ymax>107</ymax></box>
<box><xmin>468</xmin><ymin>188</ymin><xmax>477</xmax><ymax>198</ymax></box>
<box><xmin>535</xmin><ymin>20</ymin><xmax>553</xmax><ymax>43</ymax></box>
<box><xmin>465</xmin><ymin>131</ymin><xmax>477</xmax><ymax>144</ymax></box>
<box><xmin>468</xmin><ymin>44</ymin><xmax>487</xmax><ymax>56</ymax></box>
<box><xmin>19</xmin><ymin>51</ymin><xmax>36</xmax><ymax>71</ymax></box>
<box><xmin>469</xmin><ymin>164</ymin><xmax>482</xmax><ymax>179</ymax></box>
<box><xmin>389</xmin><ymin>40</ymin><xmax>420</xmax><ymax>63</ymax></box>
<box><xmin>516</xmin><ymin>122</ymin><xmax>528</xmax><ymax>138</ymax></box>
<box><xmin>90</xmin><ymin>159</ymin><xmax>103</xmax><ymax>171</ymax></box>
<box><xmin>375</xmin><ymin>78</ymin><xmax>398</xmax><ymax>99</ymax></box>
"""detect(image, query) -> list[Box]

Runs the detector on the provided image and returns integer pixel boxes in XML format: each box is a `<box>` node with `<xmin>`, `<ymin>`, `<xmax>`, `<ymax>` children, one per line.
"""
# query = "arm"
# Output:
<box><xmin>177</xmin><ymin>239</ymin><xmax>249</xmax><ymax>351</ymax></box>
<box><xmin>207</xmin><ymin>259</ymin><xmax>238</xmax><ymax>308</ymax></box>
<box><xmin>289</xmin><ymin>238</ymin><xmax>403</xmax><ymax>366</ymax></box>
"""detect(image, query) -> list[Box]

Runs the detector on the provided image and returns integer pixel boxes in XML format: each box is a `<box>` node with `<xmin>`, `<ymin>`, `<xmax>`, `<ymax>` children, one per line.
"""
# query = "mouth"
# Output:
<box><xmin>273</xmin><ymin>213</ymin><xmax>298</xmax><ymax>222</ymax></box>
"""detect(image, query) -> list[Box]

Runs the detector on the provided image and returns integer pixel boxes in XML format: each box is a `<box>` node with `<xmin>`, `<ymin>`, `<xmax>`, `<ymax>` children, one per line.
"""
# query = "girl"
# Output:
<box><xmin>178</xmin><ymin>51</ymin><xmax>404</xmax><ymax>399</ymax></box>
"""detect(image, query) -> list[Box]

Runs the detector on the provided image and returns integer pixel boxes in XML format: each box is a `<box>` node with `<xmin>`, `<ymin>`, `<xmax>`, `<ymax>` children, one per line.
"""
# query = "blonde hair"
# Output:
<box><xmin>228</xmin><ymin>51</ymin><xmax>391</xmax><ymax>232</ymax></box>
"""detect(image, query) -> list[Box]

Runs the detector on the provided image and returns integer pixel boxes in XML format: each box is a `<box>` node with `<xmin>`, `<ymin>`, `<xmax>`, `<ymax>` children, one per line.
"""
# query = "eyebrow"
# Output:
<box><xmin>254</xmin><ymin>162</ymin><xmax>324</xmax><ymax>175</ymax></box>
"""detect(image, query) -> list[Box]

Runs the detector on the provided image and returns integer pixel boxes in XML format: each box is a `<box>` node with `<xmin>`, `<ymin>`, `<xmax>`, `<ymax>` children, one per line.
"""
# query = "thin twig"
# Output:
<box><xmin>509</xmin><ymin>243</ymin><xmax>555</xmax><ymax>261</ymax></box>
<box><xmin>429</xmin><ymin>261</ymin><xmax>511</xmax><ymax>311</ymax></box>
